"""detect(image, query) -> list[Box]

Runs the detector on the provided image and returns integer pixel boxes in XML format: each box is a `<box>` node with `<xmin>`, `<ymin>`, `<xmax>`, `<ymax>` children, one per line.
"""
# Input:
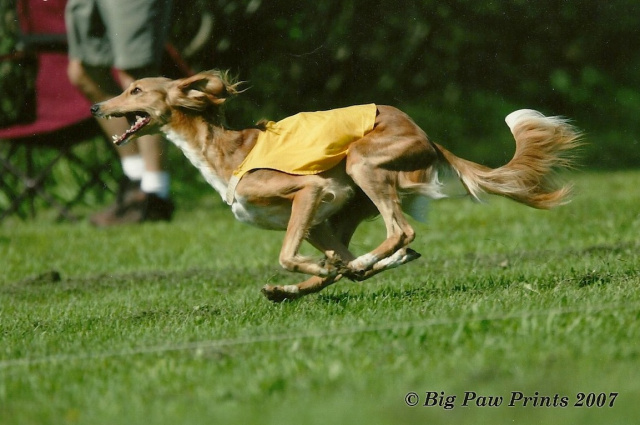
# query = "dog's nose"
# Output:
<box><xmin>90</xmin><ymin>103</ymin><xmax>100</xmax><ymax>116</ymax></box>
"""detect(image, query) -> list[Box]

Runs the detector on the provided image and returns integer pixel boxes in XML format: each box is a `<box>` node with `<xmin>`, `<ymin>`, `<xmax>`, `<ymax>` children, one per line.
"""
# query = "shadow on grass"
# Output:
<box><xmin>1</xmin><ymin>265</ymin><xmax>289</xmax><ymax>297</ymax></box>
<box><xmin>4</xmin><ymin>240</ymin><xmax>637</xmax><ymax>302</ymax></box>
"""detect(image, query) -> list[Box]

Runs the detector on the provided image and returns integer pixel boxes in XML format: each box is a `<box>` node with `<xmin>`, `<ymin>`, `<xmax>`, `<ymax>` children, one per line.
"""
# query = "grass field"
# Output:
<box><xmin>1</xmin><ymin>170</ymin><xmax>639</xmax><ymax>425</ymax></box>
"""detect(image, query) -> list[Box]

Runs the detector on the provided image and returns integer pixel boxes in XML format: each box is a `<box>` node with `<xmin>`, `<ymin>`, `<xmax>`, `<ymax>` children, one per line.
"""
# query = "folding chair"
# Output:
<box><xmin>0</xmin><ymin>0</ymin><xmax>117</xmax><ymax>222</ymax></box>
<box><xmin>0</xmin><ymin>0</ymin><xmax>201</xmax><ymax>222</ymax></box>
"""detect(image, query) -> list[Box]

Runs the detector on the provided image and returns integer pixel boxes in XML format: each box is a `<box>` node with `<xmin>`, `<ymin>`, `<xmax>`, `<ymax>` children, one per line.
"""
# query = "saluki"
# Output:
<box><xmin>91</xmin><ymin>70</ymin><xmax>581</xmax><ymax>301</ymax></box>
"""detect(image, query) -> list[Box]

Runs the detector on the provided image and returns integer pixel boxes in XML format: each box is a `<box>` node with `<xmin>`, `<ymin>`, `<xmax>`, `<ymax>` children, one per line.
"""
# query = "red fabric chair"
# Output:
<box><xmin>0</xmin><ymin>0</ymin><xmax>197</xmax><ymax>222</ymax></box>
<box><xmin>0</xmin><ymin>0</ymin><xmax>116</xmax><ymax>221</ymax></box>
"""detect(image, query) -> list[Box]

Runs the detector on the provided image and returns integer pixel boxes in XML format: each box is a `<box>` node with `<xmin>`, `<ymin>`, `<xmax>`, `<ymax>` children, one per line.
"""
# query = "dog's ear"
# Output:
<box><xmin>168</xmin><ymin>71</ymin><xmax>233</xmax><ymax>111</ymax></box>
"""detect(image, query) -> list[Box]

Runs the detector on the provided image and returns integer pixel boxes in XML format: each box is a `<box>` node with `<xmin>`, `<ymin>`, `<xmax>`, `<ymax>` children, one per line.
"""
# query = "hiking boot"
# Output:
<box><xmin>90</xmin><ymin>177</ymin><xmax>174</xmax><ymax>226</ymax></box>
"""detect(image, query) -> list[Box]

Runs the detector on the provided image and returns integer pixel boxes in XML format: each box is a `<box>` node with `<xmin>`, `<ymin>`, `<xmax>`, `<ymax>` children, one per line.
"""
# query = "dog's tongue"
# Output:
<box><xmin>112</xmin><ymin>115</ymin><xmax>151</xmax><ymax>146</ymax></box>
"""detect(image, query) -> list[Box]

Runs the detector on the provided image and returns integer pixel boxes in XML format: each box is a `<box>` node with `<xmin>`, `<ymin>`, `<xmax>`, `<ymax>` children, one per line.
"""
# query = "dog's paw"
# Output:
<box><xmin>347</xmin><ymin>253</ymin><xmax>379</xmax><ymax>273</ymax></box>
<box><xmin>341</xmin><ymin>253</ymin><xmax>378</xmax><ymax>281</ymax></box>
<box><xmin>324</xmin><ymin>250</ymin><xmax>342</xmax><ymax>264</ymax></box>
<box><xmin>261</xmin><ymin>284</ymin><xmax>300</xmax><ymax>302</ymax></box>
<box><xmin>374</xmin><ymin>248</ymin><xmax>421</xmax><ymax>270</ymax></box>
<box><xmin>320</xmin><ymin>251</ymin><xmax>348</xmax><ymax>277</ymax></box>
<box><xmin>343</xmin><ymin>248</ymin><xmax>422</xmax><ymax>281</ymax></box>
<box><xmin>343</xmin><ymin>269</ymin><xmax>367</xmax><ymax>282</ymax></box>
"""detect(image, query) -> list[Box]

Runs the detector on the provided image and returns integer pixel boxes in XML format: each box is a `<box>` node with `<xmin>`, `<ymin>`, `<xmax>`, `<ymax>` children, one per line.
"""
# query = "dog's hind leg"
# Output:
<box><xmin>337</xmin><ymin>106</ymin><xmax>442</xmax><ymax>277</ymax></box>
<box><xmin>314</xmin><ymin>200</ymin><xmax>422</xmax><ymax>282</ymax></box>
<box><xmin>342</xmin><ymin>115</ymin><xmax>437</xmax><ymax>276</ymax></box>
<box><xmin>344</xmin><ymin>161</ymin><xmax>418</xmax><ymax>276</ymax></box>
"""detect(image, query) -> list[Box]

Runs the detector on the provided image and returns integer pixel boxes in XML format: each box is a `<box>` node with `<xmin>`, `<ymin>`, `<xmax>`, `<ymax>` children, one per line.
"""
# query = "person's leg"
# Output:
<box><xmin>65</xmin><ymin>0</ymin><xmax>143</xmax><ymax>184</ymax></box>
<box><xmin>101</xmin><ymin>0</ymin><xmax>174</xmax><ymax>201</ymax></box>
<box><xmin>66</xmin><ymin>0</ymin><xmax>174</xmax><ymax>225</ymax></box>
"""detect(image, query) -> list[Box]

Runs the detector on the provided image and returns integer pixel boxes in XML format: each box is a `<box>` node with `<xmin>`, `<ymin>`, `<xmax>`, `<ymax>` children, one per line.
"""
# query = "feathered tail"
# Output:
<box><xmin>435</xmin><ymin>109</ymin><xmax>581</xmax><ymax>209</ymax></box>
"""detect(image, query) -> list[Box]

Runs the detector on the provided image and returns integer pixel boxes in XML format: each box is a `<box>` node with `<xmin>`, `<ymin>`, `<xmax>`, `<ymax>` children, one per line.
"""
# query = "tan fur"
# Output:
<box><xmin>435</xmin><ymin>115</ymin><xmax>580</xmax><ymax>209</ymax></box>
<box><xmin>92</xmin><ymin>70</ymin><xmax>581</xmax><ymax>302</ymax></box>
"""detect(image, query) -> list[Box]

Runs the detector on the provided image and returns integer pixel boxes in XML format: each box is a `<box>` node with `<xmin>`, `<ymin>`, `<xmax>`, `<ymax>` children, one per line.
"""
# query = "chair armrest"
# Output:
<box><xmin>19</xmin><ymin>33</ymin><xmax>68</xmax><ymax>53</ymax></box>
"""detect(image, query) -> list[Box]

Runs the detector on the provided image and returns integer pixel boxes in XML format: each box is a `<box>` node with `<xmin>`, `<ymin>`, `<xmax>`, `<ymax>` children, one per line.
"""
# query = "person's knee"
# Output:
<box><xmin>67</xmin><ymin>61</ymin><xmax>121</xmax><ymax>101</ymax></box>
<box><xmin>67</xmin><ymin>60</ymin><xmax>88</xmax><ymax>90</ymax></box>
<box><xmin>67</xmin><ymin>61</ymin><xmax>102</xmax><ymax>95</ymax></box>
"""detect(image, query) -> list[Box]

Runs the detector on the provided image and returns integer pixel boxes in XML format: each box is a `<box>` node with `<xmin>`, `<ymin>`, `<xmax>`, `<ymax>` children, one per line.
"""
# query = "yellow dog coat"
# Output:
<box><xmin>226</xmin><ymin>104</ymin><xmax>377</xmax><ymax>204</ymax></box>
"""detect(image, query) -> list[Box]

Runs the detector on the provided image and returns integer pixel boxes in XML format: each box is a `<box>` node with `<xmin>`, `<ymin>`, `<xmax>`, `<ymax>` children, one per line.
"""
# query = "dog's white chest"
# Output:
<box><xmin>164</xmin><ymin>129</ymin><xmax>229</xmax><ymax>200</ymax></box>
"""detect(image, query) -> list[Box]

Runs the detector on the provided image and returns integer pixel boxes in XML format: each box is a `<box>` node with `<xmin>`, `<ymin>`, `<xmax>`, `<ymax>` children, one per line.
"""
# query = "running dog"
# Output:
<box><xmin>91</xmin><ymin>70</ymin><xmax>581</xmax><ymax>301</ymax></box>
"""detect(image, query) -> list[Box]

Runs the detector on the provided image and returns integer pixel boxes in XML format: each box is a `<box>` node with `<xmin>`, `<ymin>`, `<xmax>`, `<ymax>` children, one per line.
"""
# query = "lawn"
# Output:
<box><xmin>1</xmin><ymin>170</ymin><xmax>639</xmax><ymax>425</ymax></box>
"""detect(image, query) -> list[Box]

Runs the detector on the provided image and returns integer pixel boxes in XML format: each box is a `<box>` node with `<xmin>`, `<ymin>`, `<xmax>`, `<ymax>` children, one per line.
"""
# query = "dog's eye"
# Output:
<box><xmin>131</xmin><ymin>87</ymin><xmax>142</xmax><ymax>95</ymax></box>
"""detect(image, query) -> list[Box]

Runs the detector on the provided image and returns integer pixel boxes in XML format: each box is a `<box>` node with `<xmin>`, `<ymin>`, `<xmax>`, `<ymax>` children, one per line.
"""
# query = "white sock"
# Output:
<box><xmin>121</xmin><ymin>155</ymin><xmax>144</xmax><ymax>181</ymax></box>
<box><xmin>141</xmin><ymin>171</ymin><xmax>171</xmax><ymax>199</ymax></box>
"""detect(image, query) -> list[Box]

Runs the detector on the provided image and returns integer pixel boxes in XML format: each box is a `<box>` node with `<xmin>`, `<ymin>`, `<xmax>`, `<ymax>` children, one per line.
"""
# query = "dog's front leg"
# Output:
<box><xmin>278</xmin><ymin>185</ymin><xmax>340</xmax><ymax>277</ymax></box>
<box><xmin>262</xmin><ymin>274</ymin><xmax>342</xmax><ymax>302</ymax></box>
<box><xmin>262</xmin><ymin>221</ymin><xmax>356</xmax><ymax>302</ymax></box>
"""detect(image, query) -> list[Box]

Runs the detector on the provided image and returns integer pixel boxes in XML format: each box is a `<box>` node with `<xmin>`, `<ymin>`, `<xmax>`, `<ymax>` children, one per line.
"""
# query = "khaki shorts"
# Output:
<box><xmin>65</xmin><ymin>0</ymin><xmax>172</xmax><ymax>71</ymax></box>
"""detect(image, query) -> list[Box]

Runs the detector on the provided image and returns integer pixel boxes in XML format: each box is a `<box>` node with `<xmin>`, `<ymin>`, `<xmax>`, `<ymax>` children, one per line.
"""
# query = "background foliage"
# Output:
<box><xmin>170</xmin><ymin>0</ymin><xmax>640</xmax><ymax>168</ymax></box>
<box><xmin>2</xmin><ymin>0</ymin><xmax>640</xmax><ymax>168</ymax></box>
<box><xmin>0</xmin><ymin>0</ymin><xmax>36</xmax><ymax>127</ymax></box>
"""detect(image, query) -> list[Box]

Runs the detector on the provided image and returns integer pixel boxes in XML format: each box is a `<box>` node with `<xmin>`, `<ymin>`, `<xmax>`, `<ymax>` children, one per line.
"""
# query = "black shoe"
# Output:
<box><xmin>90</xmin><ymin>178</ymin><xmax>174</xmax><ymax>226</ymax></box>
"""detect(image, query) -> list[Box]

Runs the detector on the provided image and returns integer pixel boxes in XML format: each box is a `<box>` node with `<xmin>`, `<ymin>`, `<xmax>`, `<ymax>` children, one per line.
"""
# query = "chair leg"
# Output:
<box><xmin>64</xmin><ymin>148</ymin><xmax>117</xmax><ymax>209</ymax></box>
<box><xmin>0</xmin><ymin>144</ymin><xmax>28</xmax><ymax>220</ymax></box>
<box><xmin>26</xmin><ymin>144</ymin><xmax>35</xmax><ymax>218</ymax></box>
<box><xmin>0</xmin><ymin>145</ymin><xmax>34</xmax><ymax>220</ymax></box>
<box><xmin>0</xmin><ymin>142</ymin><xmax>78</xmax><ymax>222</ymax></box>
<box><xmin>0</xmin><ymin>137</ymin><xmax>117</xmax><ymax>222</ymax></box>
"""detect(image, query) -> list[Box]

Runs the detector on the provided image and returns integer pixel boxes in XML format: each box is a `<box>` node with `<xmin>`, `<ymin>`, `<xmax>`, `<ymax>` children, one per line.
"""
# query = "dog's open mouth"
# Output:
<box><xmin>111</xmin><ymin>113</ymin><xmax>152</xmax><ymax>146</ymax></box>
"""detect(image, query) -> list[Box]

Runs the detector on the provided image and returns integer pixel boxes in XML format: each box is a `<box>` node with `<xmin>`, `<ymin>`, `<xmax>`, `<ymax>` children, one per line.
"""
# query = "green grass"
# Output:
<box><xmin>1</xmin><ymin>171</ymin><xmax>639</xmax><ymax>425</ymax></box>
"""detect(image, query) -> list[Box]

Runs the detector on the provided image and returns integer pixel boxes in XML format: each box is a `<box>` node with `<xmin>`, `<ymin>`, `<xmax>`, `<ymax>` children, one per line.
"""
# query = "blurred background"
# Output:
<box><xmin>175</xmin><ymin>0</ymin><xmax>640</xmax><ymax>168</ymax></box>
<box><xmin>2</xmin><ymin>0</ymin><xmax>639</xmax><ymax>204</ymax></box>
